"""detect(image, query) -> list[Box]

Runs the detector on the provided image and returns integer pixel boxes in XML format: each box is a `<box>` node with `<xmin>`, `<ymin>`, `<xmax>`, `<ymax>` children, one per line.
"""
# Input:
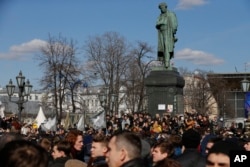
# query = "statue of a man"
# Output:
<box><xmin>156</xmin><ymin>2</ymin><xmax>178</xmax><ymax>68</ymax></box>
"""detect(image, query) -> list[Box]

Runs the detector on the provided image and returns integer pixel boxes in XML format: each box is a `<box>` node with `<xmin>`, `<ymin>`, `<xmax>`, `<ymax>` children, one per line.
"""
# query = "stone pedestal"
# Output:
<box><xmin>145</xmin><ymin>66</ymin><xmax>185</xmax><ymax>117</ymax></box>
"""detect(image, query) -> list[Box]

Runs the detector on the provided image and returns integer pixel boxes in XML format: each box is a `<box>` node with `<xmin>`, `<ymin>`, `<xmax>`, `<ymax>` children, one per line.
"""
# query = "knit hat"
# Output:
<box><xmin>207</xmin><ymin>140</ymin><xmax>243</xmax><ymax>157</ymax></box>
<box><xmin>65</xmin><ymin>159</ymin><xmax>87</xmax><ymax>167</ymax></box>
<box><xmin>182</xmin><ymin>129</ymin><xmax>201</xmax><ymax>148</ymax></box>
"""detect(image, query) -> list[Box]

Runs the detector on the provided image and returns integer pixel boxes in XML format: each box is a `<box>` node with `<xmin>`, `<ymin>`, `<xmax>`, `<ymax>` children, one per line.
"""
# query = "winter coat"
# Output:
<box><xmin>121</xmin><ymin>158</ymin><xmax>146</xmax><ymax>167</ymax></box>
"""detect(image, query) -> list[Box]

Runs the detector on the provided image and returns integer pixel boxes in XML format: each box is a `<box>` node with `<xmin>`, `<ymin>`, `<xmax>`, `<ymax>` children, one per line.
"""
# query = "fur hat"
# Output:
<box><xmin>65</xmin><ymin>159</ymin><xmax>87</xmax><ymax>167</ymax></box>
<box><xmin>182</xmin><ymin>129</ymin><xmax>201</xmax><ymax>148</ymax></box>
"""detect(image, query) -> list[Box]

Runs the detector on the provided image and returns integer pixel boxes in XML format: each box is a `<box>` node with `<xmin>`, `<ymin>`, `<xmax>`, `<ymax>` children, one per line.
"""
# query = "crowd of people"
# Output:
<box><xmin>0</xmin><ymin>111</ymin><xmax>250</xmax><ymax>167</ymax></box>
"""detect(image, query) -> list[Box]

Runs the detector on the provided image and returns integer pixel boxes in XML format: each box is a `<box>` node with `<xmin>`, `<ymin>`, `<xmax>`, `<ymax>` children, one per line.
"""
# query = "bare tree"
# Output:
<box><xmin>36</xmin><ymin>34</ymin><xmax>82</xmax><ymax>123</ymax></box>
<box><xmin>184</xmin><ymin>70</ymin><xmax>217</xmax><ymax>115</ymax></box>
<box><xmin>84</xmin><ymin>32</ymin><xmax>131</xmax><ymax>115</ymax></box>
<box><xmin>207</xmin><ymin>74</ymin><xmax>237</xmax><ymax>118</ymax></box>
<box><xmin>124</xmin><ymin>41</ymin><xmax>154</xmax><ymax>113</ymax></box>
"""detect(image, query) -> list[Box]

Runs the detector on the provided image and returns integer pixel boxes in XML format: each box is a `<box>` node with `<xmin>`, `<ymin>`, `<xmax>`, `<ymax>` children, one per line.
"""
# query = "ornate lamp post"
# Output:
<box><xmin>241</xmin><ymin>77</ymin><xmax>250</xmax><ymax>137</ymax></box>
<box><xmin>6</xmin><ymin>71</ymin><xmax>33</xmax><ymax>122</ymax></box>
<box><xmin>241</xmin><ymin>78</ymin><xmax>250</xmax><ymax>93</ymax></box>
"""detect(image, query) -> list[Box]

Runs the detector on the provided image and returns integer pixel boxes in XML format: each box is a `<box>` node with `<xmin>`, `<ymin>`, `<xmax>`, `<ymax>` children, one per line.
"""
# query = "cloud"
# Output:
<box><xmin>176</xmin><ymin>0</ymin><xmax>209</xmax><ymax>10</ymax></box>
<box><xmin>0</xmin><ymin>39</ymin><xmax>47</xmax><ymax>60</ymax></box>
<box><xmin>175</xmin><ymin>48</ymin><xmax>224</xmax><ymax>65</ymax></box>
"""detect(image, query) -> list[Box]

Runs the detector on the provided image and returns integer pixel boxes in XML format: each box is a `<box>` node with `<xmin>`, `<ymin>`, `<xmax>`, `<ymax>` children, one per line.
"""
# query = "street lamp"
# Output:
<box><xmin>6</xmin><ymin>71</ymin><xmax>33</xmax><ymax>122</ymax></box>
<box><xmin>241</xmin><ymin>78</ymin><xmax>250</xmax><ymax>93</ymax></box>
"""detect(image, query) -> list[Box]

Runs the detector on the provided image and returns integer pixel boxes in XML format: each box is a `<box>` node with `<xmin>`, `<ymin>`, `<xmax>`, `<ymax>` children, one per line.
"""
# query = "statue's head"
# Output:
<box><xmin>159</xmin><ymin>2</ymin><xmax>167</xmax><ymax>9</ymax></box>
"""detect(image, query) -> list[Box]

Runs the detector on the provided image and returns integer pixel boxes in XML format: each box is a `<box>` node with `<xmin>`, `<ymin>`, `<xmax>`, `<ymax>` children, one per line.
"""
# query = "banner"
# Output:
<box><xmin>41</xmin><ymin>116</ymin><xmax>57</xmax><ymax>131</ymax></box>
<box><xmin>244</xmin><ymin>92</ymin><xmax>250</xmax><ymax>118</ymax></box>
<box><xmin>91</xmin><ymin>110</ymin><xmax>106</xmax><ymax>129</ymax></box>
<box><xmin>77</xmin><ymin>115</ymin><xmax>85</xmax><ymax>131</ymax></box>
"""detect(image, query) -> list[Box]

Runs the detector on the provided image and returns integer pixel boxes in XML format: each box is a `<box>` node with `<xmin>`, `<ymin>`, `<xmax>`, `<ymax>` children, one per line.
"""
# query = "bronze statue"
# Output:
<box><xmin>156</xmin><ymin>2</ymin><xmax>178</xmax><ymax>68</ymax></box>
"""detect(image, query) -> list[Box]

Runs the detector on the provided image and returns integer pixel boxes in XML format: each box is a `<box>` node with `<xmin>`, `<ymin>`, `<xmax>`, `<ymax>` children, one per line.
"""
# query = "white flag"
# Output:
<box><xmin>91</xmin><ymin>110</ymin><xmax>106</xmax><ymax>129</ymax></box>
<box><xmin>42</xmin><ymin>116</ymin><xmax>57</xmax><ymax>131</ymax></box>
<box><xmin>35</xmin><ymin>107</ymin><xmax>46</xmax><ymax>127</ymax></box>
<box><xmin>77</xmin><ymin>115</ymin><xmax>85</xmax><ymax>131</ymax></box>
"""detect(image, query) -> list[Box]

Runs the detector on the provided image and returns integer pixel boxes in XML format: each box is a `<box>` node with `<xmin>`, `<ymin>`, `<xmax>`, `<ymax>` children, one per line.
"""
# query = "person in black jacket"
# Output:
<box><xmin>175</xmin><ymin>129</ymin><xmax>205</xmax><ymax>167</ymax></box>
<box><xmin>87</xmin><ymin>133</ymin><xmax>109</xmax><ymax>167</ymax></box>
<box><xmin>106</xmin><ymin>132</ymin><xmax>145</xmax><ymax>167</ymax></box>
<box><xmin>50</xmin><ymin>140</ymin><xmax>72</xmax><ymax>167</ymax></box>
<box><xmin>151</xmin><ymin>140</ymin><xmax>174</xmax><ymax>166</ymax></box>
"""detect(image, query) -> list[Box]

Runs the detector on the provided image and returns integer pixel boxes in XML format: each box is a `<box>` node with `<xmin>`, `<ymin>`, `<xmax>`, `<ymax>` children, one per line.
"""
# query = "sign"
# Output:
<box><xmin>167</xmin><ymin>104</ymin><xmax>173</xmax><ymax>112</ymax></box>
<box><xmin>158</xmin><ymin>104</ymin><xmax>166</xmax><ymax>110</ymax></box>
